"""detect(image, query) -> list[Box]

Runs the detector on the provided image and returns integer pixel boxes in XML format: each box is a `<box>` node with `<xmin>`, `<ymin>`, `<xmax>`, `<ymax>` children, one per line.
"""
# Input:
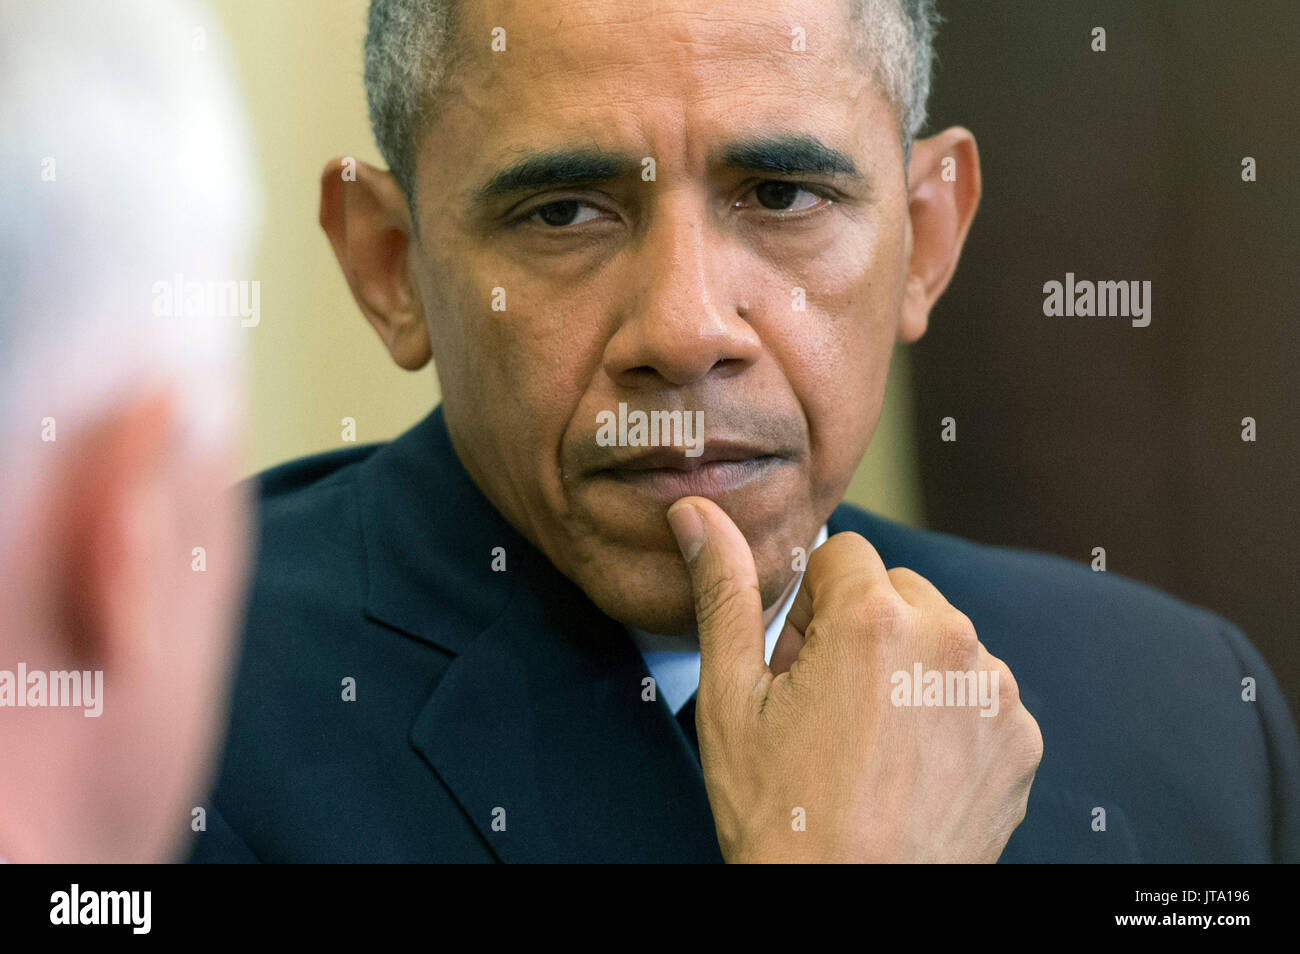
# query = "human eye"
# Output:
<box><xmin>735</xmin><ymin>180</ymin><xmax>831</xmax><ymax>214</ymax></box>
<box><xmin>519</xmin><ymin>198</ymin><xmax>605</xmax><ymax>228</ymax></box>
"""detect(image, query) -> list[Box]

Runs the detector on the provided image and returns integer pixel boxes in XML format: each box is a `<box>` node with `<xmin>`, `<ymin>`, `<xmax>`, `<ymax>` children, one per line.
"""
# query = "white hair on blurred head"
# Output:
<box><xmin>0</xmin><ymin>0</ymin><xmax>259</xmax><ymax>532</ymax></box>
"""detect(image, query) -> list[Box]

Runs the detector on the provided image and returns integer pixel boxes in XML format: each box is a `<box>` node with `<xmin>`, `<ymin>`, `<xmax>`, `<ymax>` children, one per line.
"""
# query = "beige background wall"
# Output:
<box><xmin>209</xmin><ymin>0</ymin><xmax>923</xmax><ymax>526</ymax></box>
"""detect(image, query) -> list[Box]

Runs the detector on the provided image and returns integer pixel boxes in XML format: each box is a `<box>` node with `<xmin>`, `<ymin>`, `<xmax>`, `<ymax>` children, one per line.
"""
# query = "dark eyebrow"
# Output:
<box><xmin>473</xmin><ymin>149</ymin><xmax>640</xmax><ymax>204</ymax></box>
<box><xmin>714</xmin><ymin>134</ymin><xmax>862</xmax><ymax>180</ymax></box>
<box><xmin>469</xmin><ymin>134</ymin><xmax>863</xmax><ymax>210</ymax></box>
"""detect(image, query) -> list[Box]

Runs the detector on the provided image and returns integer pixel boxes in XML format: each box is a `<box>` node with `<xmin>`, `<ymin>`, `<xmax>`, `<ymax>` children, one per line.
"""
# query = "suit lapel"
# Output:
<box><xmin>355</xmin><ymin>406</ymin><xmax>721</xmax><ymax>862</ymax></box>
<box><xmin>409</xmin><ymin>551</ymin><xmax>722</xmax><ymax>862</ymax></box>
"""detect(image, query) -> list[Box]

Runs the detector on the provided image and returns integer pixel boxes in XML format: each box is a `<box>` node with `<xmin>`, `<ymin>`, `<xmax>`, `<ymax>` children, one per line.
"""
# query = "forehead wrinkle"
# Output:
<box><xmin>430</xmin><ymin>1</ymin><xmax>890</xmax><ymax>217</ymax></box>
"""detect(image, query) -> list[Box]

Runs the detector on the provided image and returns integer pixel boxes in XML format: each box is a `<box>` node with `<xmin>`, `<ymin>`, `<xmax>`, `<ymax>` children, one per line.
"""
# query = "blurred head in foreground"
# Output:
<box><xmin>0</xmin><ymin>0</ymin><xmax>259</xmax><ymax>862</ymax></box>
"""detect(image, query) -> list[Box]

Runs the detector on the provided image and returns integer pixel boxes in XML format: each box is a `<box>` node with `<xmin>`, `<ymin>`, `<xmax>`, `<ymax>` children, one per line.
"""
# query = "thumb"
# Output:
<box><xmin>666</xmin><ymin>496</ymin><xmax>767</xmax><ymax>699</ymax></box>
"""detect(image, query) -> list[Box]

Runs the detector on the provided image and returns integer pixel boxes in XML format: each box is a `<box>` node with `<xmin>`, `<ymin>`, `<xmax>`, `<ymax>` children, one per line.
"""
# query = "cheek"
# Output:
<box><xmin>479</xmin><ymin>281</ymin><xmax>605</xmax><ymax>441</ymax></box>
<box><xmin>770</xmin><ymin>210</ymin><xmax>908</xmax><ymax>490</ymax></box>
<box><xmin>811</xmin><ymin>256</ymin><xmax>901</xmax><ymax>407</ymax></box>
<box><xmin>421</xmin><ymin>248</ymin><xmax>605</xmax><ymax>475</ymax></box>
<box><xmin>760</xmin><ymin>200</ymin><xmax>906</xmax><ymax>364</ymax></box>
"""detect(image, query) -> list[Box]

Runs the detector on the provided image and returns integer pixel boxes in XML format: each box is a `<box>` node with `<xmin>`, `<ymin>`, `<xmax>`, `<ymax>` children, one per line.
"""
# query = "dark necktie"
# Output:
<box><xmin>676</xmin><ymin>691</ymin><xmax>700</xmax><ymax>758</ymax></box>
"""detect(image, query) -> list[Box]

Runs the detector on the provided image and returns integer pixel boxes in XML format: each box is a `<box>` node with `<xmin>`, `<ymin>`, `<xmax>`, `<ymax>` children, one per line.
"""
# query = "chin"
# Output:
<box><xmin>573</xmin><ymin>549</ymin><xmax>797</xmax><ymax>638</ymax></box>
<box><xmin>579</xmin><ymin>559</ymin><xmax>700</xmax><ymax>636</ymax></box>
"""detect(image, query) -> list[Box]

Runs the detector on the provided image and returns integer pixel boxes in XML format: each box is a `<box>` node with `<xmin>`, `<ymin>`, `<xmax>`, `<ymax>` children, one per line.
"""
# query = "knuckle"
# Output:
<box><xmin>808</xmin><ymin>531</ymin><xmax>877</xmax><ymax>580</ymax></box>
<box><xmin>994</xmin><ymin>658</ymin><xmax>1021</xmax><ymax>703</ymax></box>
<box><xmin>805</xmin><ymin>535</ymin><xmax>842</xmax><ymax>578</ymax></box>
<box><xmin>814</xmin><ymin>530</ymin><xmax>867</xmax><ymax>560</ymax></box>
<box><xmin>846</xmin><ymin>589</ymin><xmax>909</xmax><ymax>636</ymax></box>
<box><xmin>1012</xmin><ymin>788</ymin><xmax>1032</xmax><ymax>827</ymax></box>
<box><xmin>1008</xmin><ymin>709</ymin><xmax>1044</xmax><ymax>776</ymax></box>
<box><xmin>937</xmin><ymin>611</ymin><xmax>979</xmax><ymax>662</ymax></box>
<box><xmin>694</xmin><ymin>573</ymin><xmax>757</xmax><ymax>634</ymax></box>
<box><xmin>944</xmin><ymin>609</ymin><xmax>979</xmax><ymax>644</ymax></box>
<box><xmin>978</xmin><ymin>646</ymin><xmax>1021</xmax><ymax>703</ymax></box>
<box><xmin>885</xmin><ymin>565</ymin><xmax>916</xmax><ymax>587</ymax></box>
<box><xmin>1024</xmin><ymin>711</ymin><xmax>1045</xmax><ymax>761</ymax></box>
<box><xmin>1001</xmin><ymin>678</ymin><xmax>1022</xmax><ymax>710</ymax></box>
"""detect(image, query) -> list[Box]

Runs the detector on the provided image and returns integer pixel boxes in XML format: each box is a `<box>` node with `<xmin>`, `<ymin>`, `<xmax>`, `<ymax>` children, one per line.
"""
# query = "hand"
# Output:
<box><xmin>667</xmin><ymin>496</ymin><xmax>1043</xmax><ymax>863</ymax></box>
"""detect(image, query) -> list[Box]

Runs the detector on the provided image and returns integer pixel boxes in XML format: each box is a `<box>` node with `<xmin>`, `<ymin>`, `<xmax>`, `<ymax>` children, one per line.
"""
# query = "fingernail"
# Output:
<box><xmin>667</xmin><ymin>501</ymin><xmax>705</xmax><ymax>563</ymax></box>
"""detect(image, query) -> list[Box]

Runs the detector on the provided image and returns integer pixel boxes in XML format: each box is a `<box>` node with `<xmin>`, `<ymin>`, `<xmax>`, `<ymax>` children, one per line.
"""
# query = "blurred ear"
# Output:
<box><xmin>319</xmin><ymin>157</ymin><xmax>431</xmax><ymax>370</ymax></box>
<box><xmin>60</xmin><ymin>392</ymin><xmax>176</xmax><ymax>667</ymax></box>
<box><xmin>897</xmin><ymin>127</ymin><xmax>982</xmax><ymax>344</ymax></box>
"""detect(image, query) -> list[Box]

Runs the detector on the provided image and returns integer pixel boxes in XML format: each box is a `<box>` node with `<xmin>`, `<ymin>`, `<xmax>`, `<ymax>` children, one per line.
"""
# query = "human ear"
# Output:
<box><xmin>319</xmin><ymin>157</ymin><xmax>432</xmax><ymax>370</ymax></box>
<box><xmin>897</xmin><ymin>128</ymin><xmax>982</xmax><ymax>343</ymax></box>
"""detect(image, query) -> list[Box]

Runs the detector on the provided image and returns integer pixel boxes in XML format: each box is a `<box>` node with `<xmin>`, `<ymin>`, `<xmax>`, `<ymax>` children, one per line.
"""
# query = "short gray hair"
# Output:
<box><xmin>365</xmin><ymin>0</ymin><xmax>940</xmax><ymax>204</ymax></box>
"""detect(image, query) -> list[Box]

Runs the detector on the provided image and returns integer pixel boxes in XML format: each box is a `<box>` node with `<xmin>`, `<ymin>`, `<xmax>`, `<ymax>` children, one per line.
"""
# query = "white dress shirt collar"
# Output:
<box><xmin>627</xmin><ymin>523</ymin><xmax>830</xmax><ymax>714</ymax></box>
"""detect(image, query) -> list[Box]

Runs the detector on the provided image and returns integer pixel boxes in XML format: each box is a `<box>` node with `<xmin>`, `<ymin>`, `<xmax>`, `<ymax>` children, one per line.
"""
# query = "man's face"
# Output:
<box><xmin>410</xmin><ymin>0</ymin><xmax>913</xmax><ymax>634</ymax></box>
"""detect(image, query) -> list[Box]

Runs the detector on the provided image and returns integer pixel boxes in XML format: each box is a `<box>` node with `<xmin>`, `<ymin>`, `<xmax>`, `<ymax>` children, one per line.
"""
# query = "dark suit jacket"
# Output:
<box><xmin>191</xmin><ymin>406</ymin><xmax>1299</xmax><ymax>862</ymax></box>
